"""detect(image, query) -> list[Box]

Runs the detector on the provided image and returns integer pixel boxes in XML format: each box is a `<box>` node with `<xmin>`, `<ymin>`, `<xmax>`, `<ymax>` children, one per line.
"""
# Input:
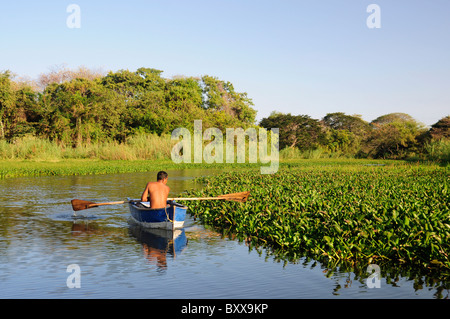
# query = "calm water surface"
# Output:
<box><xmin>0</xmin><ymin>169</ymin><xmax>447</xmax><ymax>299</ymax></box>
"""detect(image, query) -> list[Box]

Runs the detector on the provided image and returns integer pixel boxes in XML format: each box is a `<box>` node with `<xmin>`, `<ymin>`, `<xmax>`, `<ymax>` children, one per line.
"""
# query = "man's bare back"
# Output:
<box><xmin>141</xmin><ymin>171</ymin><xmax>170</xmax><ymax>208</ymax></box>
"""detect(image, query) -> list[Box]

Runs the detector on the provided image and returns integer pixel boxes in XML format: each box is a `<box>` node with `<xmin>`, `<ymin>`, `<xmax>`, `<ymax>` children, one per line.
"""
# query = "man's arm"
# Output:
<box><xmin>165</xmin><ymin>185</ymin><xmax>170</xmax><ymax>200</ymax></box>
<box><xmin>141</xmin><ymin>183</ymin><xmax>150</xmax><ymax>202</ymax></box>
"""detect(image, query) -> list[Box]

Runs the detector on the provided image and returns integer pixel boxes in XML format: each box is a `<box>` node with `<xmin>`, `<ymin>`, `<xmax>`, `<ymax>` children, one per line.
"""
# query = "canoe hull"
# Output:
<box><xmin>128</xmin><ymin>199</ymin><xmax>187</xmax><ymax>230</ymax></box>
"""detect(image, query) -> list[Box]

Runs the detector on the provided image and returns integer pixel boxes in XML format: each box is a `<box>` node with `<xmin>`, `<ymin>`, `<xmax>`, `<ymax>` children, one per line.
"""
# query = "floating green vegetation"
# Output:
<box><xmin>184</xmin><ymin>163</ymin><xmax>450</xmax><ymax>277</ymax></box>
<box><xmin>0</xmin><ymin>159</ymin><xmax>263</xmax><ymax>179</ymax></box>
<box><xmin>0</xmin><ymin>157</ymin><xmax>388</xmax><ymax>179</ymax></box>
<box><xmin>0</xmin><ymin>159</ymin><xmax>171</xmax><ymax>178</ymax></box>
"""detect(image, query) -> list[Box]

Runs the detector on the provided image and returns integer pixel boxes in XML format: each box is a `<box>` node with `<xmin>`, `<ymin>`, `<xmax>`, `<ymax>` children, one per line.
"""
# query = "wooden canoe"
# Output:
<box><xmin>127</xmin><ymin>198</ymin><xmax>187</xmax><ymax>230</ymax></box>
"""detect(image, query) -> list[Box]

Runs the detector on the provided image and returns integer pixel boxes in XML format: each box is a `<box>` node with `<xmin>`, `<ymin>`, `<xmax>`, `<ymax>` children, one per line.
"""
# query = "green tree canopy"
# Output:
<box><xmin>322</xmin><ymin>112</ymin><xmax>371</xmax><ymax>136</ymax></box>
<box><xmin>0</xmin><ymin>71</ymin><xmax>40</xmax><ymax>140</ymax></box>
<box><xmin>202</xmin><ymin>75</ymin><xmax>256</xmax><ymax>126</ymax></box>
<box><xmin>2</xmin><ymin>66</ymin><xmax>447</xmax><ymax>162</ymax></box>
<box><xmin>428</xmin><ymin>115</ymin><xmax>450</xmax><ymax>140</ymax></box>
<box><xmin>365</xmin><ymin>113</ymin><xmax>427</xmax><ymax>158</ymax></box>
<box><xmin>260</xmin><ymin>112</ymin><xmax>324</xmax><ymax>150</ymax></box>
<box><xmin>0</xmin><ymin>71</ymin><xmax>17</xmax><ymax>139</ymax></box>
<box><xmin>321</xmin><ymin>112</ymin><xmax>372</xmax><ymax>155</ymax></box>
<box><xmin>40</xmin><ymin>78</ymin><xmax>126</xmax><ymax>146</ymax></box>
<box><xmin>371</xmin><ymin>112</ymin><xmax>420</xmax><ymax>126</ymax></box>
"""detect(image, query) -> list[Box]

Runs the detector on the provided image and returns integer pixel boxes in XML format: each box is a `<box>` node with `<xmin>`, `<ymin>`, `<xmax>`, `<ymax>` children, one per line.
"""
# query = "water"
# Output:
<box><xmin>0</xmin><ymin>169</ymin><xmax>447</xmax><ymax>299</ymax></box>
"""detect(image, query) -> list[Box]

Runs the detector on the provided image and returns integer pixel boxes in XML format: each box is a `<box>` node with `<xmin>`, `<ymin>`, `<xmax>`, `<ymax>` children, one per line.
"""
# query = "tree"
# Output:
<box><xmin>260</xmin><ymin>112</ymin><xmax>324</xmax><ymax>150</ymax></box>
<box><xmin>165</xmin><ymin>77</ymin><xmax>202</xmax><ymax>112</ymax></box>
<box><xmin>40</xmin><ymin>78</ymin><xmax>125</xmax><ymax>146</ymax></box>
<box><xmin>324</xmin><ymin>129</ymin><xmax>359</xmax><ymax>154</ymax></box>
<box><xmin>321</xmin><ymin>112</ymin><xmax>371</xmax><ymax>155</ymax></box>
<box><xmin>322</xmin><ymin>112</ymin><xmax>371</xmax><ymax>137</ymax></box>
<box><xmin>428</xmin><ymin>115</ymin><xmax>450</xmax><ymax>140</ymax></box>
<box><xmin>11</xmin><ymin>83</ymin><xmax>40</xmax><ymax>137</ymax></box>
<box><xmin>101</xmin><ymin>67</ymin><xmax>165</xmax><ymax>100</ymax></box>
<box><xmin>164</xmin><ymin>76</ymin><xmax>205</xmax><ymax>131</ymax></box>
<box><xmin>0</xmin><ymin>71</ymin><xmax>17</xmax><ymax>139</ymax></box>
<box><xmin>364</xmin><ymin>113</ymin><xmax>427</xmax><ymax>158</ymax></box>
<box><xmin>101</xmin><ymin>68</ymin><xmax>167</xmax><ymax>137</ymax></box>
<box><xmin>0</xmin><ymin>71</ymin><xmax>40</xmax><ymax>140</ymax></box>
<box><xmin>38</xmin><ymin>64</ymin><xmax>104</xmax><ymax>91</ymax></box>
<box><xmin>371</xmin><ymin>112</ymin><xmax>417</xmax><ymax>125</ymax></box>
<box><xmin>201</xmin><ymin>75</ymin><xmax>256</xmax><ymax>126</ymax></box>
<box><xmin>2</xmin><ymin>67</ymin><xmax>259</xmax><ymax>145</ymax></box>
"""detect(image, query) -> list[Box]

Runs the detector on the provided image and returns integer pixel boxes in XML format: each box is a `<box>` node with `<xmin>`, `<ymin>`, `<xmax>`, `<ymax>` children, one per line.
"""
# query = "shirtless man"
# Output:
<box><xmin>140</xmin><ymin>171</ymin><xmax>170</xmax><ymax>208</ymax></box>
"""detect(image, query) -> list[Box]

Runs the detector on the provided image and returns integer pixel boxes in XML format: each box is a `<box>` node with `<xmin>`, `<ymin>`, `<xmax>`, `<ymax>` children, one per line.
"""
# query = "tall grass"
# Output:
<box><xmin>279</xmin><ymin>146</ymin><xmax>353</xmax><ymax>160</ymax></box>
<box><xmin>4</xmin><ymin>135</ymin><xmax>448</xmax><ymax>166</ymax></box>
<box><xmin>425</xmin><ymin>139</ymin><xmax>450</xmax><ymax>165</ymax></box>
<box><xmin>0</xmin><ymin>136</ymin><xmax>62</xmax><ymax>161</ymax></box>
<box><xmin>0</xmin><ymin>133</ymin><xmax>176</xmax><ymax>161</ymax></box>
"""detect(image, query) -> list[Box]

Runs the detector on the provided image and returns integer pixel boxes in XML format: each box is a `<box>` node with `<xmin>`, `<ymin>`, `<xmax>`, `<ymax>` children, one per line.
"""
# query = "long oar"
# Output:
<box><xmin>168</xmin><ymin>191</ymin><xmax>250</xmax><ymax>203</ymax></box>
<box><xmin>71</xmin><ymin>191</ymin><xmax>250</xmax><ymax>212</ymax></box>
<box><xmin>71</xmin><ymin>199</ymin><xmax>128</xmax><ymax>211</ymax></box>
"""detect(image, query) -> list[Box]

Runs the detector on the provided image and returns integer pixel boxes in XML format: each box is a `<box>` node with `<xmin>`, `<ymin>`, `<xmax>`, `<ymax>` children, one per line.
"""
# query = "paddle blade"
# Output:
<box><xmin>71</xmin><ymin>199</ymin><xmax>97</xmax><ymax>211</ymax></box>
<box><xmin>218</xmin><ymin>191</ymin><xmax>251</xmax><ymax>203</ymax></box>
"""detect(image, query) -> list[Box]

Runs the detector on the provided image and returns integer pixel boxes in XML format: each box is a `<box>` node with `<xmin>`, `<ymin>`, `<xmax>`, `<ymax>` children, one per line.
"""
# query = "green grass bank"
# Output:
<box><xmin>0</xmin><ymin>158</ymin><xmax>265</xmax><ymax>179</ymax></box>
<box><xmin>0</xmin><ymin>157</ymin><xmax>399</xmax><ymax>179</ymax></box>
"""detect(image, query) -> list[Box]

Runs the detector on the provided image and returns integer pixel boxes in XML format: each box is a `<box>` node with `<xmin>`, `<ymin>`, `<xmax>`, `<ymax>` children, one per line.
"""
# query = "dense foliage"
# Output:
<box><xmin>185</xmin><ymin>162</ymin><xmax>450</xmax><ymax>276</ymax></box>
<box><xmin>261</xmin><ymin>112</ymin><xmax>450</xmax><ymax>163</ymax></box>
<box><xmin>0</xmin><ymin>68</ymin><xmax>257</xmax><ymax>146</ymax></box>
<box><xmin>1</xmin><ymin>67</ymin><xmax>449</xmax><ymax>163</ymax></box>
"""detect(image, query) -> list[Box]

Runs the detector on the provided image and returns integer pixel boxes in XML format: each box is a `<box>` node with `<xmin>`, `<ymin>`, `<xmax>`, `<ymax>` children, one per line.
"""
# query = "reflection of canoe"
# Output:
<box><xmin>127</xmin><ymin>198</ymin><xmax>187</xmax><ymax>230</ymax></box>
<box><xmin>129</xmin><ymin>225</ymin><xmax>188</xmax><ymax>258</ymax></box>
<box><xmin>128</xmin><ymin>224</ymin><xmax>188</xmax><ymax>271</ymax></box>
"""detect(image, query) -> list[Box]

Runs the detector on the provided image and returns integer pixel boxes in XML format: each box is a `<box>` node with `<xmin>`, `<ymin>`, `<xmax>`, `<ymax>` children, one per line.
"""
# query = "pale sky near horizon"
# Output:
<box><xmin>1</xmin><ymin>0</ymin><xmax>449</xmax><ymax>126</ymax></box>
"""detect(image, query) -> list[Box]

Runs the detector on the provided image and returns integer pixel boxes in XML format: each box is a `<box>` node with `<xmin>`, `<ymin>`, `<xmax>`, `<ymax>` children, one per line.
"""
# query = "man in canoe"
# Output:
<box><xmin>140</xmin><ymin>171</ymin><xmax>170</xmax><ymax>208</ymax></box>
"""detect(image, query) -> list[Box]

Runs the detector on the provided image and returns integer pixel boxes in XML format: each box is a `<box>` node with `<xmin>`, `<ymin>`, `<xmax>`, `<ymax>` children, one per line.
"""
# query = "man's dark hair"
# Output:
<box><xmin>157</xmin><ymin>171</ymin><xmax>168</xmax><ymax>181</ymax></box>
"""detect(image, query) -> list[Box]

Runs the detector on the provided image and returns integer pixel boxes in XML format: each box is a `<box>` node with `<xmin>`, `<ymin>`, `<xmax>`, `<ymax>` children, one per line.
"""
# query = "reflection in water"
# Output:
<box><xmin>246</xmin><ymin>240</ymin><xmax>450</xmax><ymax>299</ymax></box>
<box><xmin>128</xmin><ymin>221</ymin><xmax>188</xmax><ymax>272</ymax></box>
<box><xmin>71</xmin><ymin>220</ymin><xmax>102</xmax><ymax>237</ymax></box>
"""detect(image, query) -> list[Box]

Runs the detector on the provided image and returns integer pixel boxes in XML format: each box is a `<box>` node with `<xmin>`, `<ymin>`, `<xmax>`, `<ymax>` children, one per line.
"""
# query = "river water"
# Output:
<box><xmin>0</xmin><ymin>169</ymin><xmax>447</xmax><ymax>299</ymax></box>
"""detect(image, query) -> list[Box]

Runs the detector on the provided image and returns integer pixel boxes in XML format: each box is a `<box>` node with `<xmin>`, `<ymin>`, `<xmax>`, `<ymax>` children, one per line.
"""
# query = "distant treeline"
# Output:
<box><xmin>0</xmin><ymin>66</ymin><xmax>256</xmax><ymax>146</ymax></box>
<box><xmin>0</xmin><ymin>66</ymin><xmax>449</xmax><ymax>163</ymax></box>
<box><xmin>260</xmin><ymin>112</ymin><xmax>450</xmax><ymax>162</ymax></box>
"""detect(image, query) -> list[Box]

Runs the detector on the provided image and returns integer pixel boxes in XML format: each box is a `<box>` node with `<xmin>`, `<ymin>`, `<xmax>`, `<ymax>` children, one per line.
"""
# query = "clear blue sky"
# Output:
<box><xmin>1</xmin><ymin>0</ymin><xmax>449</xmax><ymax>126</ymax></box>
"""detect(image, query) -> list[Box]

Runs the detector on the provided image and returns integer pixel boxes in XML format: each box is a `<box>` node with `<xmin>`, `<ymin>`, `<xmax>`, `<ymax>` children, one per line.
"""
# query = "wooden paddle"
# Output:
<box><xmin>71</xmin><ymin>191</ymin><xmax>250</xmax><ymax>211</ymax></box>
<box><xmin>168</xmin><ymin>191</ymin><xmax>250</xmax><ymax>203</ymax></box>
<box><xmin>71</xmin><ymin>199</ymin><xmax>128</xmax><ymax>211</ymax></box>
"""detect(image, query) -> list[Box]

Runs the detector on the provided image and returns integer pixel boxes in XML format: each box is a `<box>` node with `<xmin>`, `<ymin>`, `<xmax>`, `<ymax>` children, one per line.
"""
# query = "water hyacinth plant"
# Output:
<box><xmin>184</xmin><ymin>163</ymin><xmax>450</xmax><ymax>276</ymax></box>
